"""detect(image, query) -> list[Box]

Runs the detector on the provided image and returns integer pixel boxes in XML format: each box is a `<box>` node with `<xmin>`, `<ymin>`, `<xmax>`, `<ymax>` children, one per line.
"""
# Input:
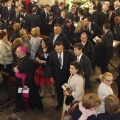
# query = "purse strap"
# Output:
<box><xmin>67</xmin><ymin>102</ymin><xmax>79</xmax><ymax>115</ymax></box>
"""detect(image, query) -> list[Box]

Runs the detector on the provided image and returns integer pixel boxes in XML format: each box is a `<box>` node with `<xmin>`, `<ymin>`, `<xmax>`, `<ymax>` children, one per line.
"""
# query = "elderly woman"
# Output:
<box><xmin>0</xmin><ymin>30</ymin><xmax>13</xmax><ymax>74</ymax></box>
<box><xmin>12</xmin><ymin>23</ymin><xmax>21</xmax><ymax>42</ymax></box>
<box><xmin>19</xmin><ymin>29</ymin><xmax>31</xmax><ymax>56</ymax></box>
<box><xmin>97</xmin><ymin>95</ymin><xmax>120</xmax><ymax>120</ymax></box>
<box><xmin>29</xmin><ymin>27</ymin><xmax>42</xmax><ymax>59</ymax></box>
<box><xmin>97</xmin><ymin>72</ymin><xmax>114</xmax><ymax>114</ymax></box>
<box><xmin>71</xmin><ymin>93</ymin><xmax>101</xmax><ymax>120</ymax></box>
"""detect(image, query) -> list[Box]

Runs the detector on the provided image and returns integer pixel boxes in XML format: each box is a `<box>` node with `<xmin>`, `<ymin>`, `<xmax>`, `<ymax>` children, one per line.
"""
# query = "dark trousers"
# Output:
<box><xmin>55</xmin><ymin>81</ymin><xmax>64</xmax><ymax>106</ymax></box>
<box><xmin>100</xmin><ymin>60</ymin><xmax>109</xmax><ymax>74</ymax></box>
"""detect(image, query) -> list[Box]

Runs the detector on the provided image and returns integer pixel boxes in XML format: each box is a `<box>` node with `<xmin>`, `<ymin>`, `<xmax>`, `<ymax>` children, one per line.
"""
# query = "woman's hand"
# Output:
<box><xmin>13</xmin><ymin>66</ymin><xmax>19</xmax><ymax>73</ymax></box>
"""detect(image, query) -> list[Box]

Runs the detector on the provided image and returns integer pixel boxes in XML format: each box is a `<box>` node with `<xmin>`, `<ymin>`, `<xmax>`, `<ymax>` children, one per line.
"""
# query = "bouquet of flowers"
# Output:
<box><xmin>80</xmin><ymin>1</ymin><xmax>94</xmax><ymax>10</ymax></box>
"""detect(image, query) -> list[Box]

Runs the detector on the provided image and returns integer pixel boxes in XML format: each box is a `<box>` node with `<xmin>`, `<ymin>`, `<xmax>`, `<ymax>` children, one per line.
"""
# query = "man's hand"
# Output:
<box><xmin>50</xmin><ymin>78</ymin><xmax>55</xmax><ymax>84</ymax></box>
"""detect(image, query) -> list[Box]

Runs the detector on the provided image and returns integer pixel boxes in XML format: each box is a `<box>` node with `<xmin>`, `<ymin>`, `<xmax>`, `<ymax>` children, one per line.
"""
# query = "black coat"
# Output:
<box><xmin>12</xmin><ymin>11</ymin><xmax>21</xmax><ymax>23</ymax></box>
<box><xmin>91</xmin><ymin>11</ymin><xmax>99</xmax><ymax>24</ymax></box>
<box><xmin>66</xmin><ymin>12</ymin><xmax>74</xmax><ymax>22</ymax></box>
<box><xmin>28</xmin><ymin>2</ymin><xmax>35</xmax><ymax>14</ymax></box>
<box><xmin>56</xmin><ymin>16</ymin><xmax>65</xmax><ymax>25</ymax></box>
<box><xmin>12</xmin><ymin>30</ymin><xmax>20</xmax><ymax>42</ymax></box>
<box><xmin>115</xmin><ymin>7</ymin><xmax>120</xmax><ymax>17</ymax></box>
<box><xmin>98</xmin><ymin>11</ymin><xmax>108</xmax><ymax>27</ymax></box>
<box><xmin>95</xmin><ymin>30</ymin><xmax>113</xmax><ymax>67</ymax></box>
<box><xmin>80</xmin><ymin>40</ymin><xmax>95</xmax><ymax>66</ymax></box>
<box><xmin>97</xmin><ymin>113</ymin><xmax>120</xmax><ymax>120</ymax></box>
<box><xmin>49</xmin><ymin>32</ymin><xmax>70</xmax><ymax>50</ymax></box>
<box><xmin>29</xmin><ymin>13</ymin><xmax>40</xmax><ymax>30</ymax></box>
<box><xmin>49</xmin><ymin>50</ymin><xmax>74</xmax><ymax>84</ymax></box>
<box><xmin>35</xmin><ymin>5</ymin><xmax>43</xmax><ymax>15</ymax></box>
<box><xmin>22</xmin><ymin>13</ymin><xmax>30</xmax><ymax>32</ymax></box>
<box><xmin>56</xmin><ymin>7</ymin><xmax>61</xmax><ymax>17</ymax></box>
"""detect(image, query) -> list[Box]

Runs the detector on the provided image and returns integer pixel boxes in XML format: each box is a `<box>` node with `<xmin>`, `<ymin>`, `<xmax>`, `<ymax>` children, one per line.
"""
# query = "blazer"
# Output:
<box><xmin>49</xmin><ymin>32</ymin><xmax>70</xmax><ymax>50</ymax></box>
<box><xmin>56</xmin><ymin>16</ymin><xmax>66</xmax><ymax>25</ymax></box>
<box><xmin>29</xmin><ymin>13</ymin><xmax>41</xmax><ymax>30</ymax></box>
<box><xmin>91</xmin><ymin>10</ymin><xmax>99</xmax><ymax>24</ymax></box>
<box><xmin>28</xmin><ymin>2</ymin><xmax>35</xmax><ymax>14</ymax></box>
<box><xmin>68</xmin><ymin>74</ymin><xmax>84</xmax><ymax>101</ymax></box>
<box><xmin>12</xmin><ymin>11</ymin><xmax>21</xmax><ymax>23</ymax></box>
<box><xmin>115</xmin><ymin>7</ymin><xmax>120</xmax><ymax>17</ymax></box>
<box><xmin>49</xmin><ymin>50</ymin><xmax>74</xmax><ymax>84</ymax></box>
<box><xmin>80</xmin><ymin>40</ymin><xmax>95</xmax><ymax>66</ymax></box>
<box><xmin>97</xmin><ymin>113</ymin><xmax>120</xmax><ymax>120</ymax></box>
<box><xmin>75</xmin><ymin>54</ymin><xmax>91</xmax><ymax>78</ymax></box>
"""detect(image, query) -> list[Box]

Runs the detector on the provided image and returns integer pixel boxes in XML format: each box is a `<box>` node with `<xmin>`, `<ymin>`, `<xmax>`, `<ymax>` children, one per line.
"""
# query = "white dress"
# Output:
<box><xmin>97</xmin><ymin>82</ymin><xmax>114</xmax><ymax>114</ymax></box>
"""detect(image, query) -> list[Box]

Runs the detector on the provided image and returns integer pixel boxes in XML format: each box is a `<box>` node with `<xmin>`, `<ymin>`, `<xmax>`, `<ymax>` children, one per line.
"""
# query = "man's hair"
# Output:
<box><xmin>54</xmin><ymin>41</ymin><xmax>63</xmax><ymax>47</ymax></box>
<box><xmin>59</xmin><ymin>2</ymin><xmax>64</xmax><ymax>7</ymax></box>
<box><xmin>74</xmin><ymin>43</ymin><xmax>83</xmax><ymax>50</ymax></box>
<box><xmin>84</xmin><ymin>17</ymin><xmax>91</xmax><ymax>22</ymax></box>
<box><xmin>78</xmin><ymin>9</ymin><xmax>84</xmax><ymax>15</ymax></box>
<box><xmin>32</xmin><ymin>7</ymin><xmax>37</xmax><ymax>13</ymax></box>
<box><xmin>44</xmin><ymin>4</ymin><xmax>50</xmax><ymax>8</ymax></box>
<box><xmin>80</xmin><ymin>31</ymin><xmax>88</xmax><ymax>38</ymax></box>
<box><xmin>65</xmin><ymin>18</ymin><xmax>71</xmax><ymax>24</ymax></box>
<box><xmin>103</xmin><ymin>22</ymin><xmax>111</xmax><ymax>30</ymax></box>
<box><xmin>61</xmin><ymin>9</ymin><xmax>66</xmax><ymax>12</ymax></box>
<box><xmin>54</xmin><ymin>23</ymin><xmax>62</xmax><ymax>28</ymax></box>
<box><xmin>20</xmin><ymin>8</ymin><xmax>26</xmax><ymax>13</ymax></box>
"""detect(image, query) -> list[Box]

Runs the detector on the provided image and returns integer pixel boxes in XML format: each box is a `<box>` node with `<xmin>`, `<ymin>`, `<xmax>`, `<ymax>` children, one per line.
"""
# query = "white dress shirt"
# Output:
<box><xmin>77</xmin><ymin>53</ymin><xmax>83</xmax><ymax>62</ymax></box>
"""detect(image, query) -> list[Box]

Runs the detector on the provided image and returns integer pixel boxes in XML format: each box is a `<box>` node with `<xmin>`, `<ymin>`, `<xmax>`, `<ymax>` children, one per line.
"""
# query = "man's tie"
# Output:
<box><xmin>58</xmin><ymin>54</ymin><xmax>62</xmax><ymax>69</ymax></box>
<box><xmin>77</xmin><ymin>57</ymin><xmax>79</xmax><ymax>62</ymax></box>
<box><xmin>53</xmin><ymin>35</ymin><xmax>57</xmax><ymax>45</ymax></box>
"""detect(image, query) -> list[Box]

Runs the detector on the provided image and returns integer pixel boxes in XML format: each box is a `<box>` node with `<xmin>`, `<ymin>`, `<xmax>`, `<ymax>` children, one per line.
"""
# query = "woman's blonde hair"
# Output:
<box><xmin>82</xmin><ymin>93</ymin><xmax>101</xmax><ymax>109</ymax></box>
<box><xmin>105</xmin><ymin>95</ymin><xmax>120</xmax><ymax>114</ymax></box>
<box><xmin>31</xmin><ymin>27</ymin><xmax>40</xmax><ymax>37</ymax></box>
<box><xmin>12</xmin><ymin>38</ymin><xmax>23</xmax><ymax>49</ymax></box>
<box><xmin>75</xmin><ymin>20</ymin><xmax>86</xmax><ymax>33</ymax></box>
<box><xmin>99</xmin><ymin>72</ymin><xmax>113</xmax><ymax>82</ymax></box>
<box><xmin>19</xmin><ymin>29</ymin><xmax>27</xmax><ymax>37</ymax></box>
<box><xmin>13</xmin><ymin>23</ymin><xmax>21</xmax><ymax>31</ymax></box>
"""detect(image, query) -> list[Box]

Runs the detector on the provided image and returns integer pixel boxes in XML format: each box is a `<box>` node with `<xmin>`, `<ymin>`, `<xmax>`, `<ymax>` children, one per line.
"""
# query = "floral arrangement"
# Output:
<box><xmin>80</xmin><ymin>1</ymin><xmax>94</xmax><ymax>10</ymax></box>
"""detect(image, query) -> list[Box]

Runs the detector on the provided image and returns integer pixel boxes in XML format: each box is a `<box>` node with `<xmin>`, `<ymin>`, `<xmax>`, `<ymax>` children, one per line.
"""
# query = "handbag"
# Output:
<box><xmin>63</xmin><ymin>102</ymin><xmax>79</xmax><ymax>120</ymax></box>
<box><xmin>41</xmin><ymin>67</ymin><xmax>51</xmax><ymax>77</ymax></box>
<box><xmin>65</xmin><ymin>96</ymin><xmax>74</xmax><ymax>106</ymax></box>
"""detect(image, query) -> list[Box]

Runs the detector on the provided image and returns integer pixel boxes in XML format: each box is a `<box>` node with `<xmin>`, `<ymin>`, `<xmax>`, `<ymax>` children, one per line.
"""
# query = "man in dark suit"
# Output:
<box><xmin>35</xmin><ymin>1</ymin><xmax>43</xmax><ymax>15</ymax></box>
<box><xmin>56</xmin><ymin>2</ymin><xmax>64</xmax><ymax>17</ymax></box>
<box><xmin>114</xmin><ymin>1</ymin><xmax>120</xmax><ymax>17</ymax></box>
<box><xmin>49</xmin><ymin>41</ymin><xmax>74</xmax><ymax>110</ymax></box>
<box><xmin>28</xmin><ymin>0</ymin><xmax>35</xmax><ymax>14</ymax></box>
<box><xmin>2</xmin><ymin>0</ymin><xmax>14</xmax><ymax>27</ymax></box>
<box><xmin>20</xmin><ymin>8</ymin><xmax>30</xmax><ymax>32</ymax></box>
<box><xmin>77</xmin><ymin>9</ymin><xmax>85</xmax><ymax>22</ymax></box>
<box><xmin>56</xmin><ymin>9</ymin><xmax>66</xmax><ymax>25</ymax></box>
<box><xmin>84</xmin><ymin>17</ymin><xmax>101</xmax><ymax>45</ymax></box>
<box><xmin>12</xmin><ymin>6</ymin><xmax>21</xmax><ymax>24</ymax></box>
<box><xmin>74</xmin><ymin>43</ymin><xmax>91</xmax><ymax>89</ymax></box>
<box><xmin>29</xmin><ymin>7</ymin><xmax>41</xmax><ymax>31</ymax></box>
<box><xmin>66</xmin><ymin>7</ymin><xmax>76</xmax><ymax>22</ymax></box>
<box><xmin>98</xmin><ymin>5</ymin><xmax>108</xmax><ymax>29</ymax></box>
<box><xmin>94</xmin><ymin>22</ymin><xmax>113</xmax><ymax>74</ymax></box>
<box><xmin>78</xmin><ymin>32</ymin><xmax>95</xmax><ymax>67</ymax></box>
<box><xmin>40</xmin><ymin>4</ymin><xmax>50</xmax><ymax>36</ymax></box>
<box><xmin>49</xmin><ymin>23</ymin><xmax>70</xmax><ymax>50</ymax></box>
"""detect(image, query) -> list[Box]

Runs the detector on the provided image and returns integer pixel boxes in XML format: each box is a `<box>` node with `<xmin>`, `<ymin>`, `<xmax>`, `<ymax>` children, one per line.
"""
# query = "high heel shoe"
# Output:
<box><xmin>41</xmin><ymin>91</ymin><xmax>46</xmax><ymax>99</ymax></box>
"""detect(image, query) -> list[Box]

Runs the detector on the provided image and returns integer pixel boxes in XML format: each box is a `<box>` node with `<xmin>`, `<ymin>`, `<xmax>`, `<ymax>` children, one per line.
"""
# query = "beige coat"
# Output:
<box><xmin>0</xmin><ymin>40</ymin><xmax>13</xmax><ymax>67</ymax></box>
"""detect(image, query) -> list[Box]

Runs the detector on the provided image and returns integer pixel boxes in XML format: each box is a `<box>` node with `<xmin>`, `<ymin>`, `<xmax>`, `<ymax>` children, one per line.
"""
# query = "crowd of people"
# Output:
<box><xmin>0</xmin><ymin>0</ymin><xmax>120</xmax><ymax>119</ymax></box>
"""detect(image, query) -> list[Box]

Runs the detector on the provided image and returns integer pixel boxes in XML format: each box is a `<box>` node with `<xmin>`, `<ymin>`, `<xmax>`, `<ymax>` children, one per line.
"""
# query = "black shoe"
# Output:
<box><xmin>13</xmin><ymin>108</ymin><xmax>22</xmax><ymax>113</ymax></box>
<box><xmin>55</xmin><ymin>104</ymin><xmax>63</xmax><ymax>111</ymax></box>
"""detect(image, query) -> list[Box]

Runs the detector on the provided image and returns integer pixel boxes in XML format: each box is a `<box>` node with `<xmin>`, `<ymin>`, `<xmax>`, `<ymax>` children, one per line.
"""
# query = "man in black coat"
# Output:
<box><xmin>49</xmin><ymin>23</ymin><xmax>70</xmax><ymax>50</ymax></box>
<box><xmin>40</xmin><ymin>4</ymin><xmax>50</xmax><ymax>36</ymax></box>
<box><xmin>56</xmin><ymin>2</ymin><xmax>64</xmax><ymax>17</ymax></box>
<box><xmin>77</xmin><ymin>9</ymin><xmax>85</xmax><ymax>22</ymax></box>
<box><xmin>28</xmin><ymin>0</ymin><xmax>35</xmax><ymax>14</ymax></box>
<box><xmin>49</xmin><ymin>41</ymin><xmax>74</xmax><ymax>110</ymax></box>
<box><xmin>114</xmin><ymin>1</ymin><xmax>120</xmax><ymax>17</ymax></box>
<box><xmin>20</xmin><ymin>8</ymin><xmax>30</xmax><ymax>32</ymax></box>
<box><xmin>29</xmin><ymin>7</ymin><xmax>41</xmax><ymax>31</ymax></box>
<box><xmin>2</xmin><ymin>0</ymin><xmax>14</xmax><ymax>27</ymax></box>
<box><xmin>56</xmin><ymin>9</ymin><xmax>66</xmax><ymax>25</ymax></box>
<box><xmin>84</xmin><ymin>17</ymin><xmax>101</xmax><ymax>46</ymax></box>
<box><xmin>79</xmin><ymin>32</ymin><xmax>95</xmax><ymax>67</ymax></box>
<box><xmin>12</xmin><ymin>6</ymin><xmax>21</xmax><ymax>24</ymax></box>
<box><xmin>66</xmin><ymin>7</ymin><xmax>76</xmax><ymax>22</ymax></box>
<box><xmin>35</xmin><ymin>1</ymin><xmax>43</xmax><ymax>15</ymax></box>
<box><xmin>94</xmin><ymin>22</ymin><xmax>113</xmax><ymax>73</ymax></box>
<box><xmin>74</xmin><ymin>43</ymin><xmax>92</xmax><ymax>90</ymax></box>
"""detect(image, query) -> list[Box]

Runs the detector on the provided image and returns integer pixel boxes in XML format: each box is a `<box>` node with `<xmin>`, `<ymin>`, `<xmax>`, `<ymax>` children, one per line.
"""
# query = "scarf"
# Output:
<box><xmin>78</xmin><ymin>102</ymin><xmax>96</xmax><ymax>120</ymax></box>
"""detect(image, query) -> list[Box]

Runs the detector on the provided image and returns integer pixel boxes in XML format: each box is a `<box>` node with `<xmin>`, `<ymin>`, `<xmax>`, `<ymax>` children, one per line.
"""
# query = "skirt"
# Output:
<box><xmin>34</xmin><ymin>67</ymin><xmax>51</xmax><ymax>86</ymax></box>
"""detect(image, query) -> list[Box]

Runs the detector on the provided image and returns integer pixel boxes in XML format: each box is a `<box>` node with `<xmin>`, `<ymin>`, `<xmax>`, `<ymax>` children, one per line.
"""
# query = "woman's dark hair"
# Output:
<box><xmin>0</xmin><ymin>30</ymin><xmax>7</xmax><ymax>39</ymax></box>
<box><xmin>70</xmin><ymin>61</ymin><xmax>83</xmax><ymax>76</ymax></box>
<box><xmin>41</xmin><ymin>38</ymin><xmax>53</xmax><ymax>51</ymax></box>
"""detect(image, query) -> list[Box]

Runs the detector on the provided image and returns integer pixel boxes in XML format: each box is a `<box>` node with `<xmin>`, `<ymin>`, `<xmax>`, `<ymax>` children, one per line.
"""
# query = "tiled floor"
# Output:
<box><xmin>0</xmin><ymin>56</ymin><xmax>119</xmax><ymax>120</ymax></box>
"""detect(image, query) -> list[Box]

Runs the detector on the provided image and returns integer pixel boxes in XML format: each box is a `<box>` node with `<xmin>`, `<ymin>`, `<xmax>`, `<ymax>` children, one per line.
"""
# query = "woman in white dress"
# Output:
<box><xmin>97</xmin><ymin>72</ymin><xmax>114</xmax><ymax>114</ymax></box>
<box><xmin>61</xmin><ymin>61</ymin><xmax>85</xmax><ymax>119</ymax></box>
